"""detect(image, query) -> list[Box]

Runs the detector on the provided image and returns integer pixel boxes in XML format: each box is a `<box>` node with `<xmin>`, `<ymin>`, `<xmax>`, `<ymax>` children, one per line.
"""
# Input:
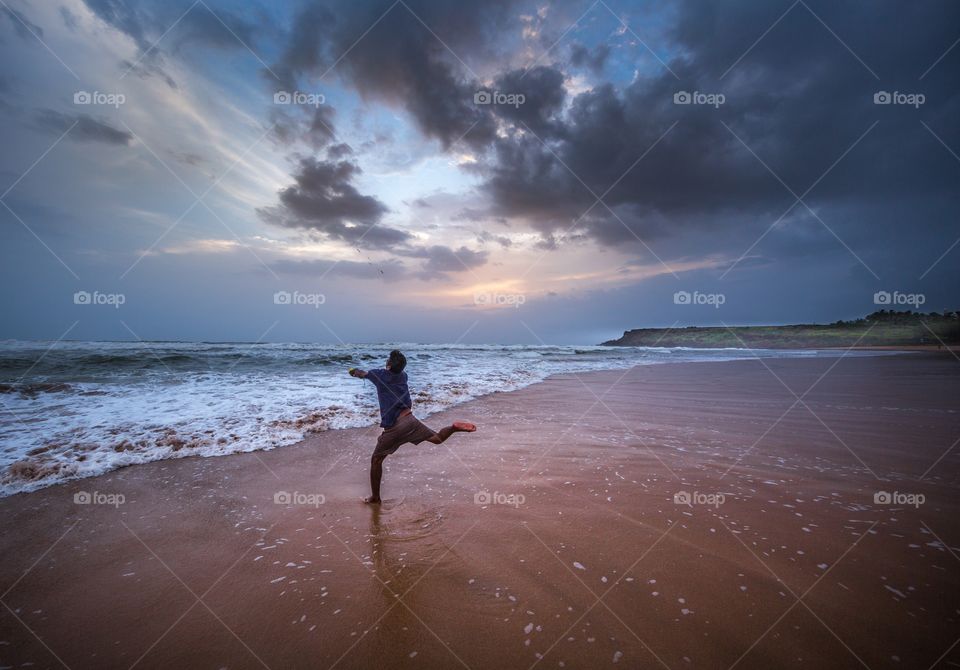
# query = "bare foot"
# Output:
<box><xmin>363</xmin><ymin>496</ymin><xmax>382</xmax><ymax>504</ymax></box>
<box><xmin>453</xmin><ymin>421</ymin><xmax>477</xmax><ymax>432</ymax></box>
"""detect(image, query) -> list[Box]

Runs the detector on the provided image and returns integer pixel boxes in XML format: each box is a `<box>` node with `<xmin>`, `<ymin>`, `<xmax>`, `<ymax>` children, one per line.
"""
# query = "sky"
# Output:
<box><xmin>0</xmin><ymin>0</ymin><xmax>957</xmax><ymax>345</ymax></box>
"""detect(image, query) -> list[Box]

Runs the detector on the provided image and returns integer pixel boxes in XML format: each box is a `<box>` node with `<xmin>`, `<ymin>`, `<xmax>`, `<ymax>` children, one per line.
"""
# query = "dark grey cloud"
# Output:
<box><xmin>270</xmin><ymin>244</ymin><xmax>489</xmax><ymax>282</ymax></box>
<box><xmin>276</xmin><ymin>157</ymin><xmax>386</xmax><ymax>225</ymax></box>
<box><xmin>269</xmin><ymin>105</ymin><xmax>337</xmax><ymax>150</ymax></box>
<box><xmin>477</xmin><ymin>230</ymin><xmax>512</xmax><ymax>248</ymax></box>
<box><xmin>271</xmin><ymin>245</ymin><xmax>492</xmax><ymax>281</ymax></box>
<box><xmin>268</xmin><ymin>3</ymin><xmax>335</xmax><ymax>85</ymax></box>
<box><xmin>471</xmin><ymin>0</ymin><xmax>960</xmax><ymax>260</ymax></box>
<box><xmin>488</xmin><ymin>65</ymin><xmax>567</xmax><ymax>136</ymax></box>
<box><xmin>269</xmin><ymin>108</ymin><xmax>299</xmax><ymax>145</ymax></box>
<box><xmin>569</xmin><ymin>42</ymin><xmax>610</xmax><ymax>73</ymax></box>
<box><xmin>398</xmin><ymin>244</ymin><xmax>489</xmax><ymax>274</ymax></box>
<box><xmin>306</xmin><ymin>106</ymin><xmax>337</xmax><ymax>148</ymax></box>
<box><xmin>271</xmin><ymin>0</ymin><xmax>524</xmax><ymax>149</ymax></box>
<box><xmin>262</xmin><ymin>0</ymin><xmax>959</xmax><ymax>287</ymax></box>
<box><xmin>456</xmin><ymin>207</ymin><xmax>504</xmax><ymax>224</ymax></box>
<box><xmin>261</xmin><ymin>157</ymin><xmax>490</xmax><ymax>277</ymax></box>
<box><xmin>262</xmin><ymin>2</ymin><xmax>516</xmax><ymax>263</ymax></box>
<box><xmin>258</xmin><ymin>156</ymin><xmax>403</xmax><ymax>249</ymax></box>
<box><xmin>33</xmin><ymin>109</ymin><xmax>134</xmax><ymax>145</ymax></box>
<box><xmin>326</xmin><ymin>142</ymin><xmax>353</xmax><ymax>160</ymax></box>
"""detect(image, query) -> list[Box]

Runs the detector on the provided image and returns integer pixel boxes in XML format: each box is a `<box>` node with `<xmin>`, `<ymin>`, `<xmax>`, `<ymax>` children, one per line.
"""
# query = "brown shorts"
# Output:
<box><xmin>373</xmin><ymin>413</ymin><xmax>437</xmax><ymax>457</ymax></box>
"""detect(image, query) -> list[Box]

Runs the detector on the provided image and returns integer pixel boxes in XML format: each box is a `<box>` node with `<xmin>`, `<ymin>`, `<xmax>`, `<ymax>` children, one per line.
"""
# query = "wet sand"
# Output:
<box><xmin>1</xmin><ymin>354</ymin><xmax>958</xmax><ymax>669</ymax></box>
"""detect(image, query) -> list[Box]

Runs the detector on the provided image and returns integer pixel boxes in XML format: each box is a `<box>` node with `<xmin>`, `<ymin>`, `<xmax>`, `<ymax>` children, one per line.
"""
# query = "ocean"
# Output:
<box><xmin>0</xmin><ymin>341</ymin><xmax>890</xmax><ymax>496</ymax></box>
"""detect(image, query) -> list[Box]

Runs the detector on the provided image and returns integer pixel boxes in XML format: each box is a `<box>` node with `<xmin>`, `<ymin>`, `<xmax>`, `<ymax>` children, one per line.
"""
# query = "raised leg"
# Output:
<box><xmin>426</xmin><ymin>422</ymin><xmax>477</xmax><ymax>445</ymax></box>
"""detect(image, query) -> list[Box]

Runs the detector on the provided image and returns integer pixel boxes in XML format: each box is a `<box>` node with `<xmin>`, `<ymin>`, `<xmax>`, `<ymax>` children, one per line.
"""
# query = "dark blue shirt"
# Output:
<box><xmin>364</xmin><ymin>369</ymin><xmax>412</xmax><ymax>428</ymax></box>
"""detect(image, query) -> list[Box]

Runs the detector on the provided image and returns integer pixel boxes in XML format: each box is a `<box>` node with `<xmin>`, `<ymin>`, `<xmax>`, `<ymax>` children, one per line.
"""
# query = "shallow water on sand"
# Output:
<box><xmin>0</xmin><ymin>341</ymin><xmax>895</xmax><ymax>495</ymax></box>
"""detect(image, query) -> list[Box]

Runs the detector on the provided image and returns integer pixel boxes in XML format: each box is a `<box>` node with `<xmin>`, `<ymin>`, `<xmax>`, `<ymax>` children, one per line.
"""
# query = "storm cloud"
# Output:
<box><xmin>262</xmin><ymin>0</ymin><xmax>959</xmax><ymax>270</ymax></box>
<box><xmin>270</xmin><ymin>0</ymin><xmax>523</xmax><ymax>149</ymax></box>
<box><xmin>472</xmin><ymin>0</ymin><xmax>960</xmax><ymax>256</ymax></box>
<box><xmin>248</xmin><ymin>0</ymin><xmax>958</xmax><ymax>298</ymax></box>
<box><xmin>258</xmin><ymin>156</ymin><xmax>402</xmax><ymax>248</ymax></box>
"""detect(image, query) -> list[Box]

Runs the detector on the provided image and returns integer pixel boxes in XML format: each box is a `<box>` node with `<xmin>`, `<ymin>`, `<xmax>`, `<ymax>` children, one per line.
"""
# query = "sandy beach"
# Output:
<box><xmin>1</xmin><ymin>353</ymin><xmax>958</xmax><ymax>669</ymax></box>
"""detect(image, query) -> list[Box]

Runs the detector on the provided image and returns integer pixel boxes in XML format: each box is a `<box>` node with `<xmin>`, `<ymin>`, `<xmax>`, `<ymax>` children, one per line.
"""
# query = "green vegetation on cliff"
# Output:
<box><xmin>602</xmin><ymin>310</ymin><xmax>960</xmax><ymax>348</ymax></box>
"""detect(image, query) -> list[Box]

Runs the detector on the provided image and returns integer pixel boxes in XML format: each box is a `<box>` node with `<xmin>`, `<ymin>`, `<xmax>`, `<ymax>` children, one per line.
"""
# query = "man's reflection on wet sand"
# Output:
<box><xmin>366</xmin><ymin>504</ymin><xmax>422</xmax><ymax>651</ymax></box>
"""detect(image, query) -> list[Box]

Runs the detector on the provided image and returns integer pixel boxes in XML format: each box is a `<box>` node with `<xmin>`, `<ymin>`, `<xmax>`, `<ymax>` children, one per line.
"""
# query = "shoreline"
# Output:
<box><xmin>0</xmin><ymin>348</ymin><xmax>919</xmax><ymax>500</ymax></box>
<box><xmin>0</xmin><ymin>347</ymin><xmax>911</xmax><ymax>500</ymax></box>
<box><xmin>1</xmin><ymin>354</ymin><xmax>958</xmax><ymax>669</ymax></box>
<box><xmin>823</xmin><ymin>344</ymin><xmax>959</xmax><ymax>352</ymax></box>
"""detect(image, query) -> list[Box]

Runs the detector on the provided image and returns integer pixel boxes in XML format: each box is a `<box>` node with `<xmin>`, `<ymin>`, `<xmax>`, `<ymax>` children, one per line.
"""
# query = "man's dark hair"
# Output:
<box><xmin>388</xmin><ymin>349</ymin><xmax>406</xmax><ymax>373</ymax></box>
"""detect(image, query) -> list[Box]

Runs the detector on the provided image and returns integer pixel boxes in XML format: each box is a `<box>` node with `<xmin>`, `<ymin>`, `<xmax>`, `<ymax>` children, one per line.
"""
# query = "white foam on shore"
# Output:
<box><xmin>0</xmin><ymin>341</ymin><xmax>897</xmax><ymax>496</ymax></box>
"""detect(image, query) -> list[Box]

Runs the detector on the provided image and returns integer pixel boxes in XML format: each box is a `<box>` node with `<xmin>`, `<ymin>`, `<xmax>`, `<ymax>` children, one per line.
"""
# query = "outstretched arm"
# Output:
<box><xmin>348</xmin><ymin>368</ymin><xmax>368</xmax><ymax>379</ymax></box>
